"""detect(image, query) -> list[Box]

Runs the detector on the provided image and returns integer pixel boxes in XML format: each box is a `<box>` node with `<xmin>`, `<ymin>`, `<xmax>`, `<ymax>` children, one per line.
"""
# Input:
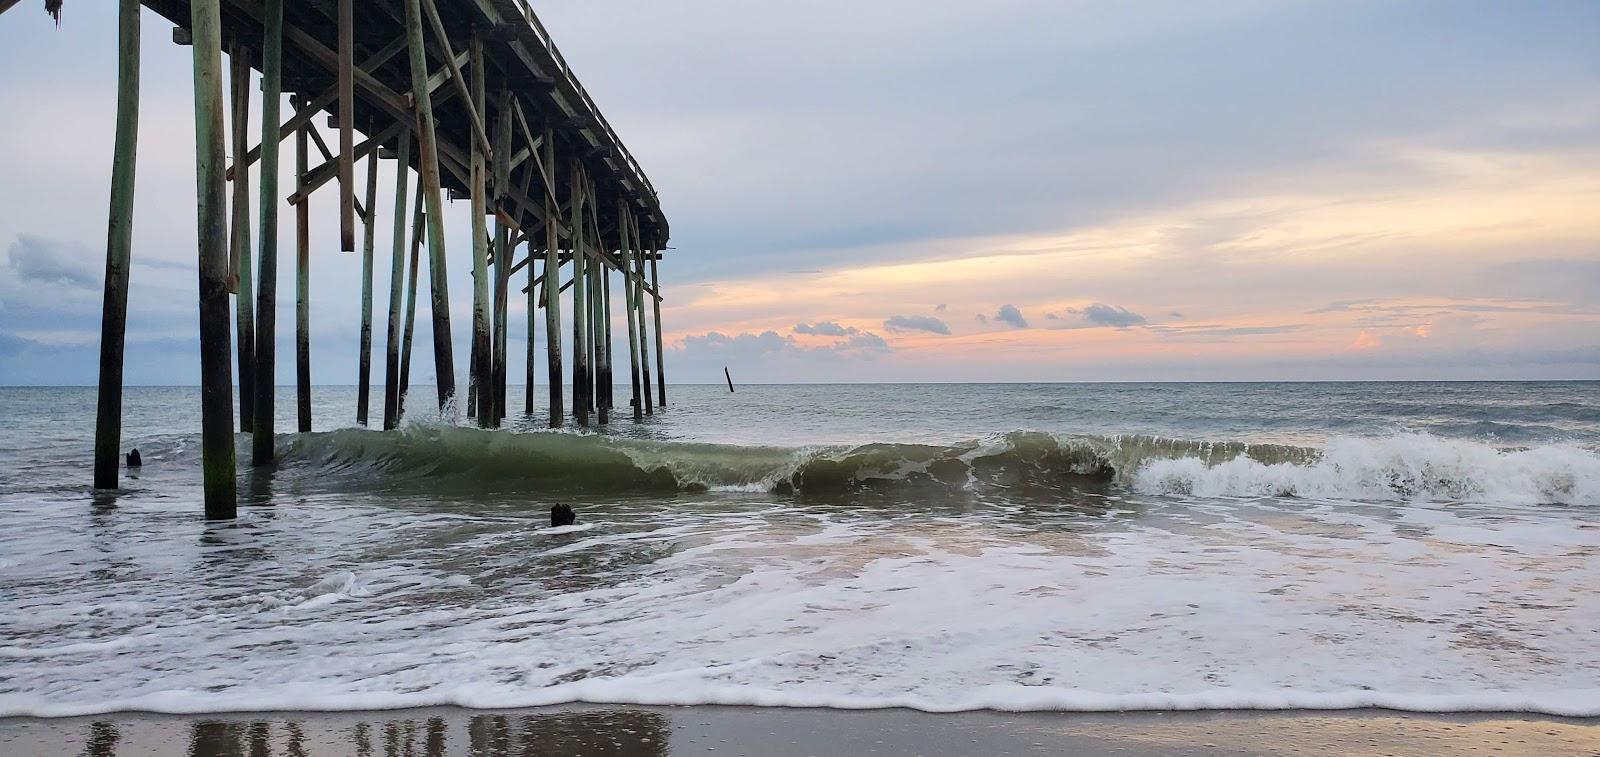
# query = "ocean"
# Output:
<box><xmin>0</xmin><ymin>382</ymin><xmax>1597</xmax><ymax>718</ymax></box>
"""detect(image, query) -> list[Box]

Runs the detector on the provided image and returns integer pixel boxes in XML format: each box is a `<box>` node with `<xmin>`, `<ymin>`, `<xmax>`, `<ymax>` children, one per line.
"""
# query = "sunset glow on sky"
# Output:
<box><xmin>1</xmin><ymin>1</ymin><xmax>1596</xmax><ymax>384</ymax></box>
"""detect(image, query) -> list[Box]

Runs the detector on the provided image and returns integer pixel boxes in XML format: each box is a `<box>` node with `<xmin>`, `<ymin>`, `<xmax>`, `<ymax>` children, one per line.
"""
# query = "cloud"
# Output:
<box><xmin>681</xmin><ymin>330</ymin><xmax>794</xmax><ymax>355</ymax></box>
<box><xmin>7</xmin><ymin>235</ymin><xmax>98</xmax><ymax>288</ymax></box>
<box><xmin>1081</xmin><ymin>303</ymin><xmax>1147</xmax><ymax>328</ymax></box>
<box><xmin>884</xmin><ymin>314</ymin><xmax>950</xmax><ymax>335</ymax></box>
<box><xmin>934</xmin><ymin>303</ymin><xmax>947</xmax><ymax>312</ymax></box>
<box><xmin>1146</xmin><ymin>323</ymin><xmax>1305</xmax><ymax>339</ymax></box>
<box><xmin>794</xmin><ymin>320</ymin><xmax>859</xmax><ymax>336</ymax></box>
<box><xmin>836</xmin><ymin>331</ymin><xmax>890</xmax><ymax>353</ymax></box>
<box><xmin>994</xmin><ymin>304</ymin><xmax>1028</xmax><ymax>329</ymax></box>
<box><xmin>1043</xmin><ymin>303</ymin><xmax>1148</xmax><ymax>330</ymax></box>
<box><xmin>679</xmin><ymin>328</ymin><xmax>889</xmax><ymax>358</ymax></box>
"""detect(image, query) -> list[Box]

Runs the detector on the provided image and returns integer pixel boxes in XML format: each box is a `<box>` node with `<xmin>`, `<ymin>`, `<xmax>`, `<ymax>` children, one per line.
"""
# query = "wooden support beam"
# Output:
<box><xmin>229</xmin><ymin>42</ymin><xmax>256</xmax><ymax>434</ymax></box>
<box><xmin>355</xmin><ymin>125</ymin><xmax>379</xmax><ymax>426</ymax></box>
<box><xmin>226</xmin><ymin>0</ymin><xmax>474</xmax><ymax>200</ymax></box>
<box><xmin>424</xmin><ymin>49</ymin><xmax>470</xmax><ymax>95</ymax></box>
<box><xmin>225</xmin><ymin>38</ymin><xmax>404</xmax><ymax>182</ymax></box>
<box><xmin>298</xmin><ymin>126</ymin><xmax>370</xmax><ymax>219</ymax></box>
<box><xmin>251</xmin><ymin>0</ymin><xmax>283</xmax><ymax>467</ymax></box>
<box><xmin>383</xmin><ymin>128</ymin><xmax>411</xmax><ymax>430</ymax></box>
<box><xmin>295</xmin><ymin>110</ymin><xmax>312</xmax><ymax>434</ymax></box>
<box><xmin>191</xmin><ymin>0</ymin><xmax>238</xmax><ymax>518</ymax></box>
<box><xmin>403</xmin><ymin>0</ymin><xmax>456</xmax><ymax>412</ymax></box>
<box><xmin>93</xmin><ymin>0</ymin><xmax>140</xmax><ymax>491</ymax></box>
<box><xmin>468</xmin><ymin>31</ymin><xmax>493</xmax><ymax>428</ymax></box>
<box><xmin>336</xmin><ymin>0</ymin><xmax>355</xmax><ymax>252</ymax></box>
<box><xmin>421</xmin><ymin>0</ymin><xmax>493</xmax><ymax>161</ymax></box>
<box><xmin>287</xmin><ymin>122</ymin><xmax>399</xmax><ymax>206</ymax></box>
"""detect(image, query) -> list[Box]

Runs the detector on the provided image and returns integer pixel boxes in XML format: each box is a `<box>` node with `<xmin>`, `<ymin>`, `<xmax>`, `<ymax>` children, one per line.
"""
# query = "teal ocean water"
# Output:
<box><xmin>1</xmin><ymin>382</ymin><xmax>1597</xmax><ymax>717</ymax></box>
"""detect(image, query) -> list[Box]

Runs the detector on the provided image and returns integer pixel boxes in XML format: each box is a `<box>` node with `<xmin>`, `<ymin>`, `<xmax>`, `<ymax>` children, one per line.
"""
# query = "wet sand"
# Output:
<box><xmin>2</xmin><ymin>705</ymin><xmax>1597</xmax><ymax>756</ymax></box>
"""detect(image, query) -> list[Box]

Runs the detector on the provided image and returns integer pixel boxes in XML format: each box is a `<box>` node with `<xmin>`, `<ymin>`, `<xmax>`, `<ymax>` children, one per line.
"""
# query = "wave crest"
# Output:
<box><xmin>276</xmin><ymin>427</ymin><xmax>1600</xmax><ymax>506</ymax></box>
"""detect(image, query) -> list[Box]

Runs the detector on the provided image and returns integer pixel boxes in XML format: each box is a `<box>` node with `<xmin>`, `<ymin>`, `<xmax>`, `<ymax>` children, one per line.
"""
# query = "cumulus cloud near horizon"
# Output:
<box><xmin>794</xmin><ymin>320</ymin><xmax>859</xmax><ymax>336</ymax></box>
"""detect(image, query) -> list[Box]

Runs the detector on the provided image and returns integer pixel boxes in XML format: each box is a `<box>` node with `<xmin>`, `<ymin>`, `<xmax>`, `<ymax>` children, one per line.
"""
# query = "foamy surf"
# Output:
<box><xmin>3</xmin><ymin>383</ymin><xmax>1597</xmax><ymax>721</ymax></box>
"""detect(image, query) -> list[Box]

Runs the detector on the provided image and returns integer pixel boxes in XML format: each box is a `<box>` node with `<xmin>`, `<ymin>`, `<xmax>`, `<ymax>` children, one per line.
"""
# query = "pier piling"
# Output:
<box><xmin>404</xmin><ymin>0</ymin><xmax>455</xmax><ymax>414</ymax></box>
<box><xmin>251</xmin><ymin>0</ymin><xmax>283</xmax><ymax>467</ymax></box>
<box><xmin>294</xmin><ymin>108</ymin><xmax>312</xmax><ymax>434</ymax></box>
<box><xmin>47</xmin><ymin>0</ymin><xmax>675</xmax><ymax>516</ymax></box>
<box><xmin>229</xmin><ymin>42</ymin><xmax>256</xmax><ymax>434</ymax></box>
<box><xmin>468</xmin><ymin>32</ymin><xmax>493</xmax><ymax>428</ymax></box>
<box><xmin>356</xmin><ymin>121</ymin><xmax>379</xmax><ymax>426</ymax></box>
<box><xmin>190</xmin><ymin>0</ymin><xmax>238</xmax><ymax>517</ymax></box>
<box><xmin>621</xmin><ymin>208</ymin><xmax>643</xmax><ymax>420</ymax></box>
<box><xmin>383</xmin><ymin>130</ymin><xmax>411</xmax><ymax>430</ymax></box>
<box><xmin>542</xmin><ymin>129</ymin><xmax>564</xmax><ymax>427</ymax></box>
<box><xmin>92</xmin><ymin>0</ymin><xmax>141</xmax><ymax>491</ymax></box>
<box><xmin>637</xmin><ymin>231</ymin><xmax>654</xmax><ymax>416</ymax></box>
<box><xmin>651</xmin><ymin>246</ymin><xmax>667</xmax><ymax>407</ymax></box>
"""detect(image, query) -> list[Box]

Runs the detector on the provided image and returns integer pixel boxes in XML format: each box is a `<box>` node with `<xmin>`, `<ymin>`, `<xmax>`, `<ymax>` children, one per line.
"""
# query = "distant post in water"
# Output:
<box><xmin>190</xmin><ymin>0</ymin><xmax>238</xmax><ymax>517</ymax></box>
<box><xmin>93</xmin><ymin>0</ymin><xmax>141</xmax><ymax>491</ymax></box>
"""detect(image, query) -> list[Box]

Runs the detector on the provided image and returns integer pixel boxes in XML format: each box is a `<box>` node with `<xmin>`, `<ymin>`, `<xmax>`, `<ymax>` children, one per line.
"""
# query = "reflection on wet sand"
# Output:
<box><xmin>3</xmin><ymin>707</ymin><xmax>1595</xmax><ymax>757</ymax></box>
<box><xmin>164</xmin><ymin>710</ymin><xmax>666</xmax><ymax>757</ymax></box>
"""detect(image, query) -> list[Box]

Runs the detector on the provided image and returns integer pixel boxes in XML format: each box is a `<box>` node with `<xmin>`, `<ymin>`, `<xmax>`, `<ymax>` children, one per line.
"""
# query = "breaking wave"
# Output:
<box><xmin>276</xmin><ymin>427</ymin><xmax>1600</xmax><ymax>506</ymax></box>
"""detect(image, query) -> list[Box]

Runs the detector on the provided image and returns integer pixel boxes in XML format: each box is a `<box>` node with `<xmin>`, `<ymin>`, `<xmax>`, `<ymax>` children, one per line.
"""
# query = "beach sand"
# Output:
<box><xmin>2</xmin><ymin>705</ymin><xmax>1596</xmax><ymax>756</ymax></box>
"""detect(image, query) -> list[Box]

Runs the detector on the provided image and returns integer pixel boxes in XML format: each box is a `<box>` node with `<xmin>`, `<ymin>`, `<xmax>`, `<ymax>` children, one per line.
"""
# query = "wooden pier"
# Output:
<box><xmin>6</xmin><ymin>0</ymin><xmax>673</xmax><ymax>518</ymax></box>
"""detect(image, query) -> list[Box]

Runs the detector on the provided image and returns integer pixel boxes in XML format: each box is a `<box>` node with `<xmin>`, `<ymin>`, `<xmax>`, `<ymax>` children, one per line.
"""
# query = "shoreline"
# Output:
<box><xmin>3</xmin><ymin>704</ymin><xmax>1597</xmax><ymax>756</ymax></box>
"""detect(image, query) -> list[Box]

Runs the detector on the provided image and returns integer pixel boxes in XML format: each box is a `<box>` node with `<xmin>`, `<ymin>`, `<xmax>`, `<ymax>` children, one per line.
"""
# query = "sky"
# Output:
<box><xmin>1</xmin><ymin>0</ymin><xmax>1597</xmax><ymax>385</ymax></box>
